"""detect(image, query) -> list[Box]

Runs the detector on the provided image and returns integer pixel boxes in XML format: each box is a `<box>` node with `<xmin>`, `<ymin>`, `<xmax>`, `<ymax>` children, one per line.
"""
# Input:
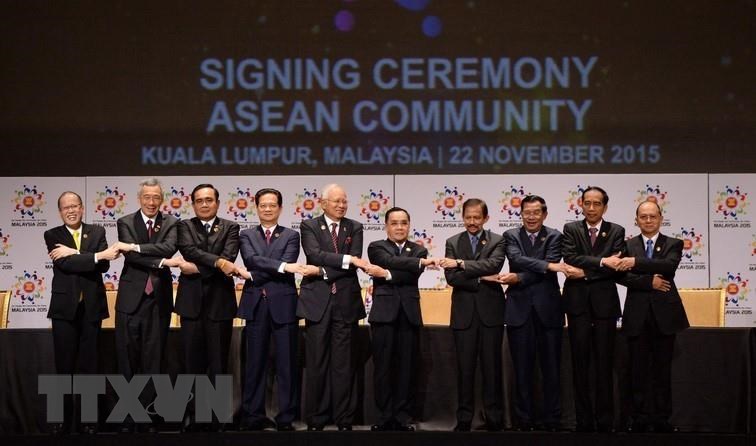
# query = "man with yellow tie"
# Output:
<box><xmin>44</xmin><ymin>191</ymin><xmax>120</xmax><ymax>435</ymax></box>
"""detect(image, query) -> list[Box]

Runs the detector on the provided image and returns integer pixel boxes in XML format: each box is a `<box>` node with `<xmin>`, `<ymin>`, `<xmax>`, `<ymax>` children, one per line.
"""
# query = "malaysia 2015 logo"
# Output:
<box><xmin>359</xmin><ymin>189</ymin><xmax>391</xmax><ymax>225</ymax></box>
<box><xmin>162</xmin><ymin>186</ymin><xmax>193</xmax><ymax>219</ymax></box>
<box><xmin>433</xmin><ymin>186</ymin><xmax>465</xmax><ymax>221</ymax></box>
<box><xmin>12</xmin><ymin>270</ymin><xmax>46</xmax><ymax>304</ymax></box>
<box><xmin>225</xmin><ymin>187</ymin><xmax>256</xmax><ymax>222</ymax></box>
<box><xmin>93</xmin><ymin>186</ymin><xmax>127</xmax><ymax>220</ymax></box>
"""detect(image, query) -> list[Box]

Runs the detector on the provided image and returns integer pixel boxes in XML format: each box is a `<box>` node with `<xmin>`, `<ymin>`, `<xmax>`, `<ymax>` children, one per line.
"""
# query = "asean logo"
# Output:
<box><xmin>103</xmin><ymin>271</ymin><xmax>119</xmax><ymax>291</ymax></box>
<box><xmin>500</xmin><ymin>185</ymin><xmax>527</xmax><ymax>219</ymax></box>
<box><xmin>433</xmin><ymin>186</ymin><xmax>465</xmax><ymax>220</ymax></box>
<box><xmin>162</xmin><ymin>186</ymin><xmax>193</xmax><ymax>219</ymax></box>
<box><xmin>714</xmin><ymin>185</ymin><xmax>749</xmax><ymax>220</ymax></box>
<box><xmin>12</xmin><ymin>185</ymin><xmax>46</xmax><ymax>219</ymax></box>
<box><xmin>671</xmin><ymin>227</ymin><xmax>704</xmax><ymax>262</ymax></box>
<box><xmin>226</xmin><ymin>187</ymin><xmax>256</xmax><ymax>222</ymax></box>
<box><xmin>752</xmin><ymin>234</ymin><xmax>756</xmax><ymax>257</ymax></box>
<box><xmin>635</xmin><ymin>185</ymin><xmax>669</xmax><ymax>211</ymax></box>
<box><xmin>409</xmin><ymin>228</ymin><xmax>436</xmax><ymax>252</ymax></box>
<box><xmin>12</xmin><ymin>270</ymin><xmax>46</xmax><ymax>304</ymax></box>
<box><xmin>293</xmin><ymin>188</ymin><xmax>322</xmax><ymax>220</ymax></box>
<box><xmin>565</xmin><ymin>185</ymin><xmax>588</xmax><ymax>219</ymax></box>
<box><xmin>93</xmin><ymin>186</ymin><xmax>127</xmax><ymax>220</ymax></box>
<box><xmin>717</xmin><ymin>272</ymin><xmax>750</xmax><ymax>307</ymax></box>
<box><xmin>0</xmin><ymin>228</ymin><xmax>11</xmax><ymax>256</ymax></box>
<box><xmin>359</xmin><ymin>189</ymin><xmax>391</xmax><ymax>223</ymax></box>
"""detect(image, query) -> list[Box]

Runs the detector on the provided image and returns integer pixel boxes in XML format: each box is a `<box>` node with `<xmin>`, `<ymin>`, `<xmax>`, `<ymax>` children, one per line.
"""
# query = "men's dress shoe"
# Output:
<box><xmin>485</xmin><ymin>422</ymin><xmax>503</xmax><ymax>432</ymax></box>
<box><xmin>371</xmin><ymin>423</ymin><xmax>392</xmax><ymax>431</ymax></box>
<box><xmin>81</xmin><ymin>424</ymin><xmax>98</xmax><ymax>435</ymax></box>
<box><xmin>596</xmin><ymin>424</ymin><xmax>615</xmax><ymax>433</ymax></box>
<box><xmin>241</xmin><ymin>418</ymin><xmax>276</xmax><ymax>431</ymax></box>
<box><xmin>277</xmin><ymin>423</ymin><xmax>295</xmax><ymax>431</ymax></box>
<box><xmin>453</xmin><ymin>422</ymin><xmax>471</xmax><ymax>432</ymax></box>
<box><xmin>50</xmin><ymin>423</ymin><xmax>71</xmax><ymax>436</ymax></box>
<box><xmin>307</xmin><ymin>424</ymin><xmax>324</xmax><ymax>431</ymax></box>
<box><xmin>543</xmin><ymin>423</ymin><xmax>561</xmax><ymax>432</ymax></box>
<box><xmin>145</xmin><ymin>423</ymin><xmax>159</xmax><ymax>434</ymax></box>
<box><xmin>653</xmin><ymin>422</ymin><xmax>679</xmax><ymax>433</ymax></box>
<box><xmin>337</xmin><ymin>424</ymin><xmax>352</xmax><ymax>431</ymax></box>
<box><xmin>516</xmin><ymin>423</ymin><xmax>534</xmax><ymax>432</ymax></box>
<box><xmin>395</xmin><ymin>424</ymin><xmax>415</xmax><ymax>432</ymax></box>
<box><xmin>575</xmin><ymin>424</ymin><xmax>595</xmax><ymax>433</ymax></box>
<box><xmin>625</xmin><ymin>422</ymin><xmax>647</xmax><ymax>433</ymax></box>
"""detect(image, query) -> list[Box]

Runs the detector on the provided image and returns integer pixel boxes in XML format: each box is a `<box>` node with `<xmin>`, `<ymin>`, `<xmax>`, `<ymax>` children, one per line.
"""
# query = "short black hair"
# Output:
<box><xmin>57</xmin><ymin>191</ymin><xmax>82</xmax><ymax>210</ymax></box>
<box><xmin>191</xmin><ymin>183</ymin><xmax>219</xmax><ymax>202</ymax></box>
<box><xmin>635</xmin><ymin>200</ymin><xmax>663</xmax><ymax>216</ymax></box>
<box><xmin>462</xmin><ymin>198</ymin><xmax>488</xmax><ymax>218</ymax></box>
<box><xmin>255</xmin><ymin>188</ymin><xmax>283</xmax><ymax>206</ymax></box>
<box><xmin>385</xmin><ymin>206</ymin><xmax>410</xmax><ymax>223</ymax></box>
<box><xmin>582</xmin><ymin>186</ymin><xmax>609</xmax><ymax>205</ymax></box>
<box><xmin>521</xmin><ymin>195</ymin><xmax>547</xmax><ymax>213</ymax></box>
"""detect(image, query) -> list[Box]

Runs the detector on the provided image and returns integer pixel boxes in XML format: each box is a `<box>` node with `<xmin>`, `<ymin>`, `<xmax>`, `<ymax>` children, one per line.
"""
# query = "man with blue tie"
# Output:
<box><xmin>236</xmin><ymin>188</ymin><xmax>317</xmax><ymax>431</ymax></box>
<box><xmin>439</xmin><ymin>198</ymin><xmax>507</xmax><ymax>432</ymax></box>
<box><xmin>502</xmin><ymin>195</ymin><xmax>568</xmax><ymax>431</ymax></box>
<box><xmin>618</xmin><ymin>201</ymin><xmax>688</xmax><ymax>433</ymax></box>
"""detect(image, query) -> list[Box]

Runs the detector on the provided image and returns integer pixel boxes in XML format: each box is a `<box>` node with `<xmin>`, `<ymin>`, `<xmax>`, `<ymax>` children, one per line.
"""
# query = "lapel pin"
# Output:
<box><xmin>480</xmin><ymin>239</ymin><xmax>487</xmax><ymax>245</ymax></box>
<box><xmin>601</xmin><ymin>232</ymin><xmax>607</xmax><ymax>237</ymax></box>
<box><xmin>213</xmin><ymin>226</ymin><xmax>219</xmax><ymax>233</ymax></box>
<box><xmin>540</xmin><ymin>236</ymin><xmax>546</xmax><ymax>242</ymax></box>
<box><xmin>320</xmin><ymin>224</ymin><xmax>326</xmax><ymax>230</ymax></box>
<box><xmin>405</xmin><ymin>247</ymin><xmax>411</xmax><ymax>252</ymax></box>
<box><xmin>82</xmin><ymin>234</ymin><xmax>88</xmax><ymax>239</ymax></box>
<box><xmin>274</xmin><ymin>232</ymin><xmax>280</xmax><ymax>238</ymax></box>
<box><xmin>154</xmin><ymin>225</ymin><xmax>161</xmax><ymax>232</ymax></box>
<box><xmin>656</xmin><ymin>246</ymin><xmax>661</xmax><ymax>252</ymax></box>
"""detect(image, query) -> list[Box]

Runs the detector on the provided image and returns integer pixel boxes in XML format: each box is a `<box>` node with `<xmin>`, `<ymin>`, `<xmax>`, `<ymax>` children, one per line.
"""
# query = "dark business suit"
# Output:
<box><xmin>175</xmin><ymin>217</ymin><xmax>240</xmax><ymax>381</ymax></box>
<box><xmin>44</xmin><ymin>223</ymin><xmax>110</xmax><ymax>428</ymax></box>
<box><xmin>504</xmin><ymin>226</ymin><xmax>564</xmax><ymax>428</ymax></box>
<box><xmin>619</xmin><ymin>234</ymin><xmax>689</xmax><ymax>428</ymax></box>
<box><xmin>114</xmin><ymin>211</ymin><xmax>178</xmax><ymax>419</ymax></box>
<box><xmin>238</xmin><ymin>225</ymin><xmax>300</xmax><ymax>426</ymax></box>
<box><xmin>444</xmin><ymin>229</ymin><xmax>506</xmax><ymax>427</ymax></box>
<box><xmin>296</xmin><ymin>215</ymin><xmax>364</xmax><ymax>427</ymax></box>
<box><xmin>367</xmin><ymin>239</ymin><xmax>427</xmax><ymax>426</ymax></box>
<box><xmin>562</xmin><ymin>219</ymin><xmax>625</xmax><ymax>430</ymax></box>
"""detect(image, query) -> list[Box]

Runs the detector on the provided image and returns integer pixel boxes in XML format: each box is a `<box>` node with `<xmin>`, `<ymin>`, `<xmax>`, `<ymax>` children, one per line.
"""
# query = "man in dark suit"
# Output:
<box><xmin>112</xmin><ymin>178</ymin><xmax>180</xmax><ymax>433</ymax></box>
<box><xmin>618</xmin><ymin>201</ymin><xmax>689</xmax><ymax>433</ymax></box>
<box><xmin>439</xmin><ymin>198</ymin><xmax>507</xmax><ymax>432</ymax></box>
<box><xmin>503</xmin><ymin>195</ymin><xmax>567</xmax><ymax>431</ymax></box>
<box><xmin>365</xmin><ymin>207</ymin><xmax>437</xmax><ymax>432</ymax></box>
<box><xmin>236</xmin><ymin>188</ymin><xmax>317</xmax><ymax>432</ymax></box>
<box><xmin>45</xmin><ymin>191</ymin><xmax>120</xmax><ymax>435</ymax></box>
<box><xmin>296</xmin><ymin>183</ymin><xmax>368</xmax><ymax>431</ymax></box>
<box><xmin>174</xmin><ymin>183</ymin><xmax>241</xmax><ymax>431</ymax></box>
<box><xmin>562</xmin><ymin>186</ymin><xmax>626</xmax><ymax>432</ymax></box>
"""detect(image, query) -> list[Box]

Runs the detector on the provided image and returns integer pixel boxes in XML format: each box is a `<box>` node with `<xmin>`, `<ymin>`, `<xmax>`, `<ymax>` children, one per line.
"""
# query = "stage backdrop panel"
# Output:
<box><xmin>1</xmin><ymin>178</ymin><xmax>86</xmax><ymax>328</ymax></box>
<box><xmin>709</xmin><ymin>174</ymin><xmax>755</xmax><ymax>327</ymax></box>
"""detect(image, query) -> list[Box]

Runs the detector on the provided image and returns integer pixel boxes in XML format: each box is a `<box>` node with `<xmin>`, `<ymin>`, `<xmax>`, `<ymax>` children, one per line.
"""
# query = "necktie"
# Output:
<box><xmin>471</xmin><ymin>234</ymin><xmax>479</xmax><ymax>255</ymax></box>
<box><xmin>589</xmin><ymin>227</ymin><xmax>598</xmax><ymax>247</ymax></box>
<box><xmin>529</xmin><ymin>233</ymin><xmax>537</xmax><ymax>246</ymax></box>
<box><xmin>72</xmin><ymin>230</ymin><xmax>81</xmax><ymax>250</ymax></box>
<box><xmin>396</xmin><ymin>244</ymin><xmax>403</xmax><ymax>256</ymax></box>
<box><xmin>330</xmin><ymin>223</ymin><xmax>339</xmax><ymax>294</ymax></box>
<box><xmin>646</xmin><ymin>239</ymin><xmax>654</xmax><ymax>259</ymax></box>
<box><xmin>204</xmin><ymin>223</ymin><xmax>211</xmax><ymax>233</ymax></box>
<box><xmin>265</xmin><ymin>229</ymin><xmax>272</xmax><ymax>245</ymax></box>
<box><xmin>144</xmin><ymin>220</ymin><xmax>155</xmax><ymax>295</ymax></box>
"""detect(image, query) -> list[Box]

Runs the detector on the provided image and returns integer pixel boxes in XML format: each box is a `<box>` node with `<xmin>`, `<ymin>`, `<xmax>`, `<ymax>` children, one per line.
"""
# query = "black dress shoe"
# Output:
<box><xmin>653</xmin><ymin>422</ymin><xmax>679</xmax><ymax>433</ymax></box>
<box><xmin>515</xmin><ymin>423</ymin><xmax>535</xmax><ymax>432</ymax></box>
<box><xmin>337</xmin><ymin>424</ymin><xmax>352</xmax><ymax>431</ymax></box>
<box><xmin>395</xmin><ymin>424</ymin><xmax>415</xmax><ymax>432</ymax></box>
<box><xmin>596</xmin><ymin>424</ymin><xmax>615</xmax><ymax>433</ymax></box>
<box><xmin>277</xmin><ymin>423</ymin><xmax>295</xmax><ymax>431</ymax></box>
<box><xmin>240</xmin><ymin>417</ymin><xmax>276</xmax><ymax>431</ymax></box>
<box><xmin>543</xmin><ymin>423</ymin><xmax>561</xmax><ymax>432</ymax></box>
<box><xmin>81</xmin><ymin>424</ymin><xmax>98</xmax><ymax>435</ymax></box>
<box><xmin>575</xmin><ymin>424</ymin><xmax>595</xmax><ymax>433</ymax></box>
<box><xmin>625</xmin><ymin>422</ymin><xmax>647</xmax><ymax>433</ymax></box>
<box><xmin>371</xmin><ymin>423</ymin><xmax>391</xmax><ymax>431</ymax></box>
<box><xmin>50</xmin><ymin>423</ymin><xmax>70</xmax><ymax>436</ymax></box>
<box><xmin>485</xmin><ymin>422</ymin><xmax>503</xmax><ymax>432</ymax></box>
<box><xmin>453</xmin><ymin>421</ymin><xmax>471</xmax><ymax>432</ymax></box>
<box><xmin>307</xmin><ymin>424</ymin><xmax>324</xmax><ymax>431</ymax></box>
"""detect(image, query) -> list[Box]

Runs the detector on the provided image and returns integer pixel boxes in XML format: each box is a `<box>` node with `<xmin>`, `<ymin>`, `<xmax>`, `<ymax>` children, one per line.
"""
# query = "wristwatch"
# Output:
<box><xmin>455</xmin><ymin>259</ymin><xmax>464</xmax><ymax>268</ymax></box>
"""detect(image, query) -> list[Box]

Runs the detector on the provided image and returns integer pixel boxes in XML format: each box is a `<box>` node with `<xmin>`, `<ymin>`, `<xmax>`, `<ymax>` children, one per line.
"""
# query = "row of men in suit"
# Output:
<box><xmin>44</xmin><ymin>182</ymin><xmax>687</xmax><ymax>434</ymax></box>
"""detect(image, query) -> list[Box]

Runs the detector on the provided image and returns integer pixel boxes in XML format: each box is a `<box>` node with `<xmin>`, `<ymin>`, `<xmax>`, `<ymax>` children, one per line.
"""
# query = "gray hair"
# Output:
<box><xmin>321</xmin><ymin>183</ymin><xmax>344</xmax><ymax>200</ymax></box>
<box><xmin>137</xmin><ymin>178</ymin><xmax>163</xmax><ymax>197</ymax></box>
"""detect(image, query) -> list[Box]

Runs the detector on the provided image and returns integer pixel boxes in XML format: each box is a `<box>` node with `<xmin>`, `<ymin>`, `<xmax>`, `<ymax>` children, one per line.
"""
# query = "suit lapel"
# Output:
<box><xmin>79</xmin><ymin>224</ymin><xmax>90</xmax><ymax>252</ymax></box>
<box><xmin>61</xmin><ymin>225</ymin><xmax>77</xmax><ymax>249</ymax></box>
<box><xmin>134</xmin><ymin>212</ymin><xmax>149</xmax><ymax>243</ymax></box>
<box><xmin>518</xmin><ymin>227</ymin><xmax>533</xmax><ymax>257</ymax></box>
<box><xmin>207</xmin><ymin>218</ymin><xmax>222</xmax><ymax>250</ymax></box>
<box><xmin>152</xmin><ymin>213</ymin><xmax>164</xmax><ymax>242</ymax></box>
<box><xmin>652</xmin><ymin>234</ymin><xmax>666</xmax><ymax>259</ymax></box>
<box><xmin>456</xmin><ymin>232</ymin><xmax>474</xmax><ymax>260</ymax></box>
<box><xmin>590</xmin><ymin>221</ymin><xmax>611</xmax><ymax>255</ymax></box>
<box><xmin>338</xmin><ymin>219</ymin><xmax>351</xmax><ymax>253</ymax></box>
<box><xmin>473</xmin><ymin>230</ymin><xmax>488</xmax><ymax>260</ymax></box>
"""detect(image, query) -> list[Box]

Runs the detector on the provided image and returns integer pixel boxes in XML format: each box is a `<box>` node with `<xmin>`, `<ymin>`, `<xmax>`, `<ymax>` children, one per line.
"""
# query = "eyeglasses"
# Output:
<box><xmin>637</xmin><ymin>214</ymin><xmax>660</xmax><ymax>221</ymax></box>
<box><xmin>60</xmin><ymin>204</ymin><xmax>81</xmax><ymax>212</ymax></box>
<box><xmin>140</xmin><ymin>195</ymin><xmax>162</xmax><ymax>202</ymax></box>
<box><xmin>324</xmin><ymin>199</ymin><xmax>348</xmax><ymax>205</ymax></box>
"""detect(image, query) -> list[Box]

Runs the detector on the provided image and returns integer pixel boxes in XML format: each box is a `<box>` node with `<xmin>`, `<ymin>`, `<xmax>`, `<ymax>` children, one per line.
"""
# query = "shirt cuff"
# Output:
<box><xmin>386</xmin><ymin>270</ymin><xmax>393</xmax><ymax>281</ymax></box>
<box><xmin>278</xmin><ymin>262</ymin><xmax>286</xmax><ymax>273</ymax></box>
<box><xmin>134</xmin><ymin>244</ymin><xmax>141</xmax><ymax>253</ymax></box>
<box><xmin>93</xmin><ymin>253</ymin><xmax>97</xmax><ymax>263</ymax></box>
<box><xmin>342</xmin><ymin>254</ymin><xmax>351</xmax><ymax>269</ymax></box>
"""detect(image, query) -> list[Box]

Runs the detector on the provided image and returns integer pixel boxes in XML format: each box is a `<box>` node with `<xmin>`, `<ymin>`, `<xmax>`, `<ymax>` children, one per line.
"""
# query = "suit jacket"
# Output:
<box><xmin>175</xmin><ymin>217</ymin><xmax>240</xmax><ymax>321</ymax></box>
<box><xmin>296</xmin><ymin>215</ymin><xmax>365</xmax><ymax>323</ymax></box>
<box><xmin>503</xmin><ymin>226</ymin><xmax>564</xmax><ymax>328</ymax></box>
<box><xmin>44</xmin><ymin>223</ymin><xmax>110</xmax><ymax>322</ymax></box>
<box><xmin>237</xmin><ymin>225</ymin><xmax>300</xmax><ymax>324</ymax></box>
<box><xmin>444</xmin><ymin>229</ymin><xmax>506</xmax><ymax>329</ymax></box>
<box><xmin>367</xmin><ymin>239</ymin><xmax>428</xmax><ymax>326</ymax></box>
<box><xmin>562</xmin><ymin>219</ymin><xmax>625</xmax><ymax>318</ymax></box>
<box><xmin>619</xmin><ymin>234</ymin><xmax>690</xmax><ymax>336</ymax></box>
<box><xmin>115</xmin><ymin>211</ymin><xmax>179</xmax><ymax>316</ymax></box>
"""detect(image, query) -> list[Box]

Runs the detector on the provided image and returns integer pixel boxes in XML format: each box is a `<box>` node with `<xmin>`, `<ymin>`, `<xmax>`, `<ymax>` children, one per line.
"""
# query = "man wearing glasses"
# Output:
<box><xmin>297</xmin><ymin>183</ymin><xmax>368</xmax><ymax>431</ymax></box>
